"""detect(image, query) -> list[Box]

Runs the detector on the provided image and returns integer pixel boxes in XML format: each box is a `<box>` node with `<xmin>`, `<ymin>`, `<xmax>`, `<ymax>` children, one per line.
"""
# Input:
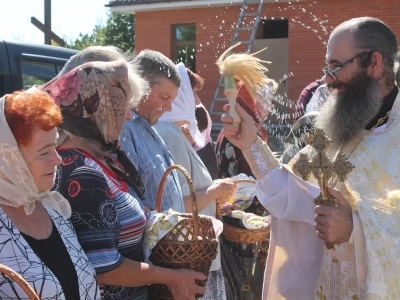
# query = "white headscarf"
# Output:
<box><xmin>159</xmin><ymin>62</ymin><xmax>205</xmax><ymax>148</ymax></box>
<box><xmin>0</xmin><ymin>96</ymin><xmax>71</xmax><ymax>217</ymax></box>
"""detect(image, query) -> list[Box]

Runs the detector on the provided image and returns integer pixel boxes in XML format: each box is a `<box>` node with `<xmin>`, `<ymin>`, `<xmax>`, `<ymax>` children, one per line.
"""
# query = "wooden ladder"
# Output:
<box><xmin>209</xmin><ymin>0</ymin><xmax>264</xmax><ymax>135</ymax></box>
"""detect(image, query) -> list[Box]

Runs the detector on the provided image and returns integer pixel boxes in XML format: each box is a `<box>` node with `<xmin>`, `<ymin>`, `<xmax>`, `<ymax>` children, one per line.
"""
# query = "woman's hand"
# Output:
<box><xmin>210</xmin><ymin>179</ymin><xmax>236</xmax><ymax>204</ymax></box>
<box><xmin>167</xmin><ymin>268</ymin><xmax>206</xmax><ymax>300</ymax></box>
<box><xmin>221</xmin><ymin>103</ymin><xmax>258</xmax><ymax>150</ymax></box>
<box><xmin>142</xmin><ymin>205</ymin><xmax>152</xmax><ymax>218</ymax></box>
<box><xmin>180</xmin><ymin>124</ymin><xmax>195</xmax><ymax>146</ymax></box>
<box><xmin>184</xmin><ymin>180</ymin><xmax>236</xmax><ymax>213</ymax></box>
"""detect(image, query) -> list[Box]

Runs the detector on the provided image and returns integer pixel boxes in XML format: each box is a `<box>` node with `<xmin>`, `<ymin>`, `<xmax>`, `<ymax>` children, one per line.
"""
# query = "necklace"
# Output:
<box><xmin>329</xmin><ymin>111</ymin><xmax>391</xmax><ymax>188</ymax></box>
<box><xmin>9</xmin><ymin>205</ymin><xmax>51</xmax><ymax>236</ymax></box>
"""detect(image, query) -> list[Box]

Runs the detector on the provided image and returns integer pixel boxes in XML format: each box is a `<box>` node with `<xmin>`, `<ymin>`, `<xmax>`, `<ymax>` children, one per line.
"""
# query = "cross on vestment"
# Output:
<box><xmin>293</xmin><ymin>128</ymin><xmax>354</xmax><ymax>249</ymax></box>
<box><xmin>316</xmin><ymin>285</ymin><xmax>326</xmax><ymax>300</ymax></box>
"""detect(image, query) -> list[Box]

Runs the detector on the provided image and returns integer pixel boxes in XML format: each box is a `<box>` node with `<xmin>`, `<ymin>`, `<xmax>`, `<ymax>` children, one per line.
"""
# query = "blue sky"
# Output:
<box><xmin>0</xmin><ymin>0</ymin><xmax>110</xmax><ymax>44</ymax></box>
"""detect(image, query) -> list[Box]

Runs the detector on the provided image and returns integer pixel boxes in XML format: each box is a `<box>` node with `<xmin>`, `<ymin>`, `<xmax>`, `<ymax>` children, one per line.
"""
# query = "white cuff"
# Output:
<box><xmin>242</xmin><ymin>137</ymin><xmax>280</xmax><ymax>179</ymax></box>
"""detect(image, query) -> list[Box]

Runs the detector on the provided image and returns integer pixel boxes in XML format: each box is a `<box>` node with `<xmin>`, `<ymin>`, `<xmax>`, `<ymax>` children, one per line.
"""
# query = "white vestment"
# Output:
<box><xmin>243</xmin><ymin>92</ymin><xmax>400</xmax><ymax>299</ymax></box>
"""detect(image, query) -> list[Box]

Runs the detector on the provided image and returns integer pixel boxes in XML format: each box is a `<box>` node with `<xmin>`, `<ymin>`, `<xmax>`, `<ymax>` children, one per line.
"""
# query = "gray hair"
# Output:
<box><xmin>57</xmin><ymin>129</ymin><xmax>111</xmax><ymax>158</ymax></box>
<box><xmin>334</xmin><ymin>17</ymin><xmax>399</xmax><ymax>86</ymax></box>
<box><xmin>133</xmin><ymin>49</ymin><xmax>181</xmax><ymax>88</ymax></box>
<box><xmin>60</xmin><ymin>46</ymin><xmax>149</xmax><ymax>108</ymax></box>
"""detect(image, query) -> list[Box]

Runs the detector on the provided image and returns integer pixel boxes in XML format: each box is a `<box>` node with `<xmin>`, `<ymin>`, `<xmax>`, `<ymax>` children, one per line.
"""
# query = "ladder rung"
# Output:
<box><xmin>236</xmin><ymin>26</ymin><xmax>256</xmax><ymax>31</ymax></box>
<box><xmin>242</xmin><ymin>13</ymin><xmax>259</xmax><ymax>17</ymax></box>
<box><xmin>244</xmin><ymin>0</ymin><xmax>263</xmax><ymax>3</ymax></box>
<box><xmin>209</xmin><ymin>112</ymin><xmax>224</xmax><ymax>116</ymax></box>
<box><xmin>213</xmin><ymin>97</ymin><xmax>228</xmax><ymax>101</ymax></box>
<box><xmin>212</xmin><ymin>122</ymin><xmax>223</xmax><ymax>128</ymax></box>
<box><xmin>233</xmin><ymin>40</ymin><xmax>252</xmax><ymax>44</ymax></box>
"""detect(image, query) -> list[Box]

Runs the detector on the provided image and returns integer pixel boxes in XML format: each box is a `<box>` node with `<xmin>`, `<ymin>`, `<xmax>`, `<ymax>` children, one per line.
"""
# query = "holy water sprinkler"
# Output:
<box><xmin>216</xmin><ymin>42</ymin><xmax>277</xmax><ymax>127</ymax></box>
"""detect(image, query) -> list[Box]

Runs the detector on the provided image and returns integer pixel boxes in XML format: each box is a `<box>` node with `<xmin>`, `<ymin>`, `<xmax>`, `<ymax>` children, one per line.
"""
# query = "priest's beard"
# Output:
<box><xmin>316</xmin><ymin>69</ymin><xmax>383</xmax><ymax>149</ymax></box>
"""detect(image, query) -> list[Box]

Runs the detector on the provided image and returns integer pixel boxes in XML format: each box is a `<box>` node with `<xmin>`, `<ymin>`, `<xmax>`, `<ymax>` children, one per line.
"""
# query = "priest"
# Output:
<box><xmin>222</xmin><ymin>17</ymin><xmax>400</xmax><ymax>299</ymax></box>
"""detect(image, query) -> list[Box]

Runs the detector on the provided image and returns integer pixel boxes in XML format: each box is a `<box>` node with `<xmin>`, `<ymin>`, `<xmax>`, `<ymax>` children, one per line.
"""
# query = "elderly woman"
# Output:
<box><xmin>48</xmin><ymin>60</ymin><xmax>205</xmax><ymax>300</ymax></box>
<box><xmin>0</xmin><ymin>91</ymin><xmax>99</xmax><ymax>299</ymax></box>
<box><xmin>155</xmin><ymin>63</ymin><xmax>236</xmax><ymax>300</ymax></box>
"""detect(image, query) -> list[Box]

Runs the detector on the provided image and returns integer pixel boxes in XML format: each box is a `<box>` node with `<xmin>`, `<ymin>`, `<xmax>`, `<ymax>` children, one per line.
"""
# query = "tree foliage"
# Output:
<box><xmin>67</xmin><ymin>12</ymin><xmax>134</xmax><ymax>53</ymax></box>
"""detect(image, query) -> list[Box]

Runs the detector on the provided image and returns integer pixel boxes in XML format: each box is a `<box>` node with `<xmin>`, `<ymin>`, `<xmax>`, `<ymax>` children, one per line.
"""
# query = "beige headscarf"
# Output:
<box><xmin>0</xmin><ymin>96</ymin><xmax>71</xmax><ymax>217</ymax></box>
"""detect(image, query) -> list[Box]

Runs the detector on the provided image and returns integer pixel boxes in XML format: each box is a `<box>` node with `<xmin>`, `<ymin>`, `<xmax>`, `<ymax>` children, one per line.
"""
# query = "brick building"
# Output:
<box><xmin>107</xmin><ymin>0</ymin><xmax>400</xmax><ymax>128</ymax></box>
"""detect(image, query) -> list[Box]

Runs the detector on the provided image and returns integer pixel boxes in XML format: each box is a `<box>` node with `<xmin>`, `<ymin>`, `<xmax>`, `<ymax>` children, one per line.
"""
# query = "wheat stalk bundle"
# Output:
<box><xmin>216</xmin><ymin>42</ymin><xmax>277</xmax><ymax>126</ymax></box>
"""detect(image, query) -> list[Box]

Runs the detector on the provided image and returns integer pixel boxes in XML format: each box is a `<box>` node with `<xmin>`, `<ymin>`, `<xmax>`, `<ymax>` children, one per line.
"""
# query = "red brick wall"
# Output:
<box><xmin>135</xmin><ymin>0</ymin><xmax>400</xmax><ymax>120</ymax></box>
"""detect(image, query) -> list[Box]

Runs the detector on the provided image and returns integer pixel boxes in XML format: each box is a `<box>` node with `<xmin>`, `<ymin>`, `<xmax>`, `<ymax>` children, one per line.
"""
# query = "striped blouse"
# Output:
<box><xmin>54</xmin><ymin>148</ymin><xmax>147</xmax><ymax>300</ymax></box>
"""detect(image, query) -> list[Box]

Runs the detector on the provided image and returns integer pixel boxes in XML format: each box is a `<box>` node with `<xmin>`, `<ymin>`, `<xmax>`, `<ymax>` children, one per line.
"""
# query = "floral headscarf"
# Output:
<box><xmin>43</xmin><ymin>60</ymin><xmax>129</xmax><ymax>146</ymax></box>
<box><xmin>43</xmin><ymin>60</ymin><xmax>145</xmax><ymax>199</ymax></box>
<box><xmin>0</xmin><ymin>96</ymin><xmax>71</xmax><ymax>217</ymax></box>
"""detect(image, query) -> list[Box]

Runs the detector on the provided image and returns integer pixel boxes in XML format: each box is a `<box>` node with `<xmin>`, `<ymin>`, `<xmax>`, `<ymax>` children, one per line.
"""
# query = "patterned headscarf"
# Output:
<box><xmin>44</xmin><ymin>60</ymin><xmax>129</xmax><ymax>146</ymax></box>
<box><xmin>0</xmin><ymin>96</ymin><xmax>72</xmax><ymax>217</ymax></box>
<box><xmin>159</xmin><ymin>62</ymin><xmax>205</xmax><ymax>148</ymax></box>
<box><xmin>43</xmin><ymin>60</ymin><xmax>145</xmax><ymax>199</ymax></box>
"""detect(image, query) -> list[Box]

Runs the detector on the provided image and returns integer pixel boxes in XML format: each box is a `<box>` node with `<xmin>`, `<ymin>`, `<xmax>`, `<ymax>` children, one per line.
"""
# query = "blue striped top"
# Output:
<box><xmin>54</xmin><ymin>149</ymin><xmax>147</xmax><ymax>300</ymax></box>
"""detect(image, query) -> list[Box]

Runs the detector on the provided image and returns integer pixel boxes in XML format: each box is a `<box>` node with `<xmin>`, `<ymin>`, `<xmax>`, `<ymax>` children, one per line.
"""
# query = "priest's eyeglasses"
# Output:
<box><xmin>322</xmin><ymin>50</ymin><xmax>376</xmax><ymax>80</ymax></box>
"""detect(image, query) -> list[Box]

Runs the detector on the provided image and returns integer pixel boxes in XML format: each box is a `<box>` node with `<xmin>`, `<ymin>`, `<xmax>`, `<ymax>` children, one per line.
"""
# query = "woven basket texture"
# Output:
<box><xmin>218</xmin><ymin>179</ymin><xmax>270</xmax><ymax>244</ymax></box>
<box><xmin>148</xmin><ymin>165</ymin><xmax>218</xmax><ymax>300</ymax></box>
<box><xmin>222</xmin><ymin>222</ymin><xmax>270</xmax><ymax>244</ymax></box>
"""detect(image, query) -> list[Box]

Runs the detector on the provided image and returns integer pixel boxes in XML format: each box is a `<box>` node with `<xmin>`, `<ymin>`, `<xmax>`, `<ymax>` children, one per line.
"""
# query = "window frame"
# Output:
<box><xmin>16</xmin><ymin>54</ymin><xmax>68</xmax><ymax>90</ymax></box>
<box><xmin>172</xmin><ymin>23</ymin><xmax>196</xmax><ymax>71</ymax></box>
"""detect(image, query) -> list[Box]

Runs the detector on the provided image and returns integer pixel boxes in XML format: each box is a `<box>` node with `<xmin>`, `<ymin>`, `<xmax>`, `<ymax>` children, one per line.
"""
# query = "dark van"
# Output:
<box><xmin>0</xmin><ymin>40</ymin><xmax>77</xmax><ymax>96</ymax></box>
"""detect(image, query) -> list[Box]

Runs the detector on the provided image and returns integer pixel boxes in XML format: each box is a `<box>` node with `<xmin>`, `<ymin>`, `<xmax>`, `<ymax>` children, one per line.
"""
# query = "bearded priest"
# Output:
<box><xmin>221</xmin><ymin>17</ymin><xmax>400</xmax><ymax>300</ymax></box>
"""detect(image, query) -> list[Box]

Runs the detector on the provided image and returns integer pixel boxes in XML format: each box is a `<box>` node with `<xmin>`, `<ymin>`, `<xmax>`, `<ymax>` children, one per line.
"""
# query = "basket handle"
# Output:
<box><xmin>0</xmin><ymin>264</ymin><xmax>40</xmax><ymax>300</ymax></box>
<box><xmin>155</xmin><ymin>165</ymin><xmax>199</xmax><ymax>239</ymax></box>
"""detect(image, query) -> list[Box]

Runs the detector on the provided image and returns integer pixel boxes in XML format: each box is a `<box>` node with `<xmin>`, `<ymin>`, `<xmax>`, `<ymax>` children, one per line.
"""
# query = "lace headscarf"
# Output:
<box><xmin>43</xmin><ymin>60</ymin><xmax>145</xmax><ymax>199</ymax></box>
<box><xmin>159</xmin><ymin>62</ymin><xmax>205</xmax><ymax>148</ymax></box>
<box><xmin>0</xmin><ymin>96</ymin><xmax>72</xmax><ymax>217</ymax></box>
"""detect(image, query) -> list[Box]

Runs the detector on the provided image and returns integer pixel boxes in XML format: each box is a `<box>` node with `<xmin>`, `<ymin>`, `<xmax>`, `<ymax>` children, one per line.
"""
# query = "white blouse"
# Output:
<box><xmin>0</xmin><ymin>204</ymin><xmax>100</xmax><ymax>299</ymax></box>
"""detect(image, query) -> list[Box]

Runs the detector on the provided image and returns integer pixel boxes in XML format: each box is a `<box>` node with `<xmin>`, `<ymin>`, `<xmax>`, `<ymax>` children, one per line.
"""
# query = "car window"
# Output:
<box><xmin>20</xmin><ymin>60</ymin><xmax>58</xmax><ymax>89</ymax></box>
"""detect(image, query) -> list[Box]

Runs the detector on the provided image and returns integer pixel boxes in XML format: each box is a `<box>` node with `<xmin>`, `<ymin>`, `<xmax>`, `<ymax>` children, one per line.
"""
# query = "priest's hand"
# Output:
<box><xmin>221</xmin><ymin>103</ymin><xmax>258</xmax><ymax>150</ymax></box>
<box><xmin>314</xmin><ymin>187</ymin><xmax>353</xmax><ymax>244</ymax></box>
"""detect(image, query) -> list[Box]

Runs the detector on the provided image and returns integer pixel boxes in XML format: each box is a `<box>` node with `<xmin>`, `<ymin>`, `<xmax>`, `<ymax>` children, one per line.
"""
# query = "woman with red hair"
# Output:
<box><xmin>0</xmin><ymin>91</ymin><xmax>99</xmax><ymax>299</ymax></box>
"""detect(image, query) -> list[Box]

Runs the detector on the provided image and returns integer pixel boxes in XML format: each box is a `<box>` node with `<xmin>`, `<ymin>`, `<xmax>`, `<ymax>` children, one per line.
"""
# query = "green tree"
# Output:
<box><xmin>103</xmin><ymin>12</ymin><xmax>134</xmax><ymax>53</ymax></box>
<box><xmin>67</xmin><ymin>12</ymin><xmax>134</xmax><ymax>53</ymax></box>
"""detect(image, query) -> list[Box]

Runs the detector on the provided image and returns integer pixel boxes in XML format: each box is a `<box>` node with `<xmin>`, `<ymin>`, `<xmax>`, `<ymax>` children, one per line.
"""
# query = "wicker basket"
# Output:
<box><xmin>148</xmin><ymin>165</ymin><xmax>218</xmax><ymax>300</ymax></box>
<box><xmin>0</xmin><ymin>263</ymin><xmax>39</xmax><ymax>300</ymax></box>
<box><xmin>218</xmin><ymin>179</ymin><xmax>270</xmax><ymax>244</ymax></box>
<box><xmin>222</xmin><ymin>222</ymin><xmax>270</xmax><ymax>243</ymax></box>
